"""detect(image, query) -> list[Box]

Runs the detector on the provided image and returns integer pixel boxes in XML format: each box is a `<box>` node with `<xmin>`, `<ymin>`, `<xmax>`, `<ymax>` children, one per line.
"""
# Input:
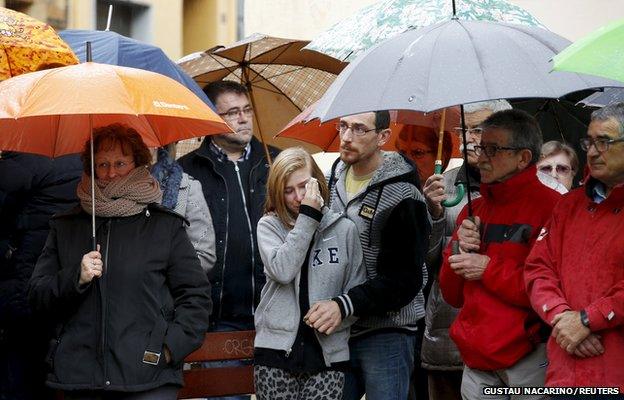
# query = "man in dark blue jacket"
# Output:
<box><xmin>0</xmin><ymin>152</ymin><xmax>82</xmax><ymax>400</ymax></box>
<box><xmin>179</xmin><ymin>81</ymin><xmax>279</xmax><ymax>335</ymax></box>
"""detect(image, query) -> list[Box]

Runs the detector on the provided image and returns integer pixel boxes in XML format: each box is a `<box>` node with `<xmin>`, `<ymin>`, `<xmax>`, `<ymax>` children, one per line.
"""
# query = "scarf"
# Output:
<box><xmin>150</xmin><ymin>148</ymin><xmax>183</xmax><ymax>209</ymax></box>
<box><xmin>77</xmin><ymin>166</ymin><xmax>163</xmax><ymax>217</ymax></box>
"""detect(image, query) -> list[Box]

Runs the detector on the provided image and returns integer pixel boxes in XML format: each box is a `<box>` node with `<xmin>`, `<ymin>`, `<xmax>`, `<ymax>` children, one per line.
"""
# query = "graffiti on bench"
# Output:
<box><xmin>223</xmin><ymin>338</ymin><xmax>253</xmax><ymax>357</ymax></box>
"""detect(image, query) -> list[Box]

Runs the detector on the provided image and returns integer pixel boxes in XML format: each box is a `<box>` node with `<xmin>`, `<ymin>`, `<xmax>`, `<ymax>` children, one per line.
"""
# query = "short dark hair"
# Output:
<box><xmin>480</xmin><ymin>109</ymin><xmax>543</xmax><ymax>164</ymax></box>
<box><xmin>375</xmin><ymin>110</ymin><xmax>391</xmax><ymax>131</ymax></box>
<box><xmin>203</xmin><ymin>80</ymin><xmax>249</xmax><ymax>104</ymax></box>
<box><xmin>81</xmin><ymin>124</ymin><xmax>152</xmax><ymax>175</ymax></box>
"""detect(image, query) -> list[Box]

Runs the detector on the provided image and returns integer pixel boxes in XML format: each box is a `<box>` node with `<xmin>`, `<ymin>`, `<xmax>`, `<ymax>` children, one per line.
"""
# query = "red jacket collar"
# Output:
<box><xmin>480</xmin><ymin>165</ymin><xmax>539</xmax><ymax>204</ymax></box>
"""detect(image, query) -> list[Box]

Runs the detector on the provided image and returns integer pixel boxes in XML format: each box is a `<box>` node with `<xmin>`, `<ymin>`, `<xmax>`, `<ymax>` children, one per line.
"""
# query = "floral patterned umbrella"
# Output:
<box><xmin>0</xmin><ymin>7</ymin><xmax>78</xmax><ymax>81</ymax></box>
<box><xmin>305</xmin><ymin>0</ymin><xmax>544</xmax><ymax>61</ymax></box>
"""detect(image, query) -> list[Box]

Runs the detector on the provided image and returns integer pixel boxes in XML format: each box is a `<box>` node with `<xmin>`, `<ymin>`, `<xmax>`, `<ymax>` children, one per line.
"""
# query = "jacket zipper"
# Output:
<box><xmin>218</xmin><ymin>176</ymin><xmax>229</xmax><ymax>321</ymax></box>
<box><xmin>234</xmin><ymin>161</ymin><xmax>256</xmax><ymax>315</ymax></box>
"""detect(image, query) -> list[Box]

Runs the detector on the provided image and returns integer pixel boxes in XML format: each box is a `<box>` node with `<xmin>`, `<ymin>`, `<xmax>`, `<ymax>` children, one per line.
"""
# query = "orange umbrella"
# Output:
<box><xmin>0</xmin><ymin>62</ymin><xmax>231</xmax><ymax>157</ymax></box>
<box><xmin>0</xmin><ymin>61</ymin><xmax>231</xmax><ymax>248</ymax></box>
<box><xmin>276</xmin><ymin>101</ymin><xmax>460</xmax><ymax>154</ymax></box>
<box><xmin>0</xmin><ymin>7</ymin><xmax>78</xmax><ymax>81</ymax></box>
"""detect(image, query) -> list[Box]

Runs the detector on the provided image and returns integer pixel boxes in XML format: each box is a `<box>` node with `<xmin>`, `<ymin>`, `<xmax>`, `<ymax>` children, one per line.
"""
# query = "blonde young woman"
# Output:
<box><xmin>254</xmin><ymin>147</ymin><xmax>366</xmax><ymax>400</ymax></box>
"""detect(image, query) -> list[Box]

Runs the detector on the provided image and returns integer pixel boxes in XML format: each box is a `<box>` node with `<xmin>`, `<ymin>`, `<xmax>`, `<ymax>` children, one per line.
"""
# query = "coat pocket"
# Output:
<box><xmin>262</xmin><ymin>285</ymin><xmax>297</xmax><ymax>332</ymax></box>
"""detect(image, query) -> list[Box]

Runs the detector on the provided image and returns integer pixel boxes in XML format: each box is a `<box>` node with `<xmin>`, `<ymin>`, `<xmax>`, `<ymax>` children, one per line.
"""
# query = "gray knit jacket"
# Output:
<box><xmin>255</xmin><ymin>206</ymin><xmax>366</xmax><ymax>366</ymax></box>
<box><xmin>328</xmin><ymin>152</ymin><xmax>430</xmax><ymax>333</ymax></box>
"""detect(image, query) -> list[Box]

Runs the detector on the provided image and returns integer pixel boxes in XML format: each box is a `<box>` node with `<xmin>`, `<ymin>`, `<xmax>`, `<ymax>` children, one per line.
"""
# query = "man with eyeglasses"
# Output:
<box><xmin>421</xmin><ymin>99</ymin><xmax>512</xmax><ymax>400</ymax></box>
<box><xmin>179</xmin><ymin>80</ymin><xmax>279</xmax><ymax>400</ymax></box>
<box><xmin>525</xmin><ymin>103</ymin><xmax>624</xmax><ymax>392</ymax></box>
<box><xmin>438</xmin><ymin>109</ymin><xmax>562</xmax><ymax>400</ymax></box>
<box><xmin>304</xmin><ymin>111</ymin><xmax>430</xmax><ymax>400</ymax></box>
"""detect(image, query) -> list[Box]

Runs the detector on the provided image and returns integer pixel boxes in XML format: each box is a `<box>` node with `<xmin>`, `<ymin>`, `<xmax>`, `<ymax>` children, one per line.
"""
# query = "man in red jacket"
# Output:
<box><xmin>439</xmin><ymin>109</ymin><xmax>561</xmax><ymax>399</ymax></box>
<box><xmin>525</xmin><ymin>103</ymin><xmax>624</xmax><ymax>391</ymax></box>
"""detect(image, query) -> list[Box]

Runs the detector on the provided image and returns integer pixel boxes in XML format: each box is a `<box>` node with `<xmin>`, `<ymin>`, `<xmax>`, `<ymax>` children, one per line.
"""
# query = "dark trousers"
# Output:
<box><xmin>427</xmin><ymin>370</ymin><xmax>462</xmax><ymax>400</ymax></box>
<box><xmin>63</xmin><ymin>385</ymin><xmax>178</xmax><ymax>400</ymax></box>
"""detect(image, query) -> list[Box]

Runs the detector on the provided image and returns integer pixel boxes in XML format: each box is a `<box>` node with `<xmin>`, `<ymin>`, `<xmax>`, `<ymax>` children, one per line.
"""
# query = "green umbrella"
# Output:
<box><xmin>304</xmin><ymin>0</ymin><xmax>543</xmax><ymax>61</ymax></box>
<box><xmin>552</xmin><ymin>17</ymin><xmax>624</xmax><ymax>83</ymax></box>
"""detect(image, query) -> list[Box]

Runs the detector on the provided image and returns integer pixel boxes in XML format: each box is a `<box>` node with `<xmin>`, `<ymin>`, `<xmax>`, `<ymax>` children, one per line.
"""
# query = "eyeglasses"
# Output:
<box><xmin>453</xmin><ymin>127</ymin><xmax>483</xmax><ymax>136</ymax></box>
<box><xmin>218</xmin><ymin>106</ymin><xmax>253</xmax><ymax>120</ymax></box>
<box><xmin>336</xmin><ymin>121</ymin><xmax>378</xmax><ymax>137</ymax></box>
<box><xmin>538</xmin><ymin>164</ymin><xmax>572</xmax><ymax>175</ymax></box>
<box><xmin>580</xmin><ymin>137</ymin><xmax>624</xmax><ymax>152</ymax></box>
<box><xmin>95</xmin><ymin>160</ymin><xmax>134</xmax><ymax>172</ymax></box>
<box><xmin>473</xmin><ymin>144</ymin><xmax>525</xmax><ymax>157</ymax></box>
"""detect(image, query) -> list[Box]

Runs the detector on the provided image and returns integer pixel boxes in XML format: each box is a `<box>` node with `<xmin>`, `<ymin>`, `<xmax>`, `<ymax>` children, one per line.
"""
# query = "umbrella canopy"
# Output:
<box><xmin>0</xmin><ymin>7</ymin><xmax>78</xmax><ymax>81</ymax></box>
<box><xmin>313</xmin><ymin>19</ymin><xmax>624</xmax><ymax>122</ymax></box>
<box><xmin>59</xmin><ymin>29</ymin><xmax>213</xmax><ymax>108</ymax></box>
<box><xmin>0</xmin><ymin>62</ymin><xmax>231</xmax><ymax>157</ymax></box>
<box><xmin>304</xmin><ymin>0</ymin><xmax>543</xmax><ymax>61</ymax></box>
<box><xmin>178</xmin><ymin>33</ymin><xmax>348</xmax><ymax>154</ymax></box>
<box><xmin>277</xmin><ymin>101</ymin><xmax>460</xmax><ymax>153</ymax></box>
<box><xmin>577</xmin><ymin>88</ymin><xmax>624</xmax><ymax>108</ymax></box>
<box><xmin>552</xmin><ymin>17</ymin><xmax>624</xmax><ymax>83</ymax></box>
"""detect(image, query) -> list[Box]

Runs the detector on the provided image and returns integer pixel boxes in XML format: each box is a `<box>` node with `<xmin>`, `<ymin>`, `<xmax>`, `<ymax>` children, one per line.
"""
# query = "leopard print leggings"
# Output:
<box><xmin>254</xmin><ymin>365</ymin><xmax>344</xmax><ymax>400</ymax></box>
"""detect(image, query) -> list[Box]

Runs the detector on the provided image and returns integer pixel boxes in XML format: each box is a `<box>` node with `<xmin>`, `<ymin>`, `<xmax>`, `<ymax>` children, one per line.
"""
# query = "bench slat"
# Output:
<box><xmin>179</xmin><ymin>366</ymin><xmax>255</xmax><ymax>398</ymax></box>
<box><xmin>184</xmin><ymin>330</ymin><xmax>255</xmax><ymax>362</ymax></box>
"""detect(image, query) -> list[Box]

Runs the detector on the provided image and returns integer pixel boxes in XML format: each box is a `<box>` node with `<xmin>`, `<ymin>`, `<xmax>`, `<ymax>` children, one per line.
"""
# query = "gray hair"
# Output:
<box><xmin>464</xmin><ymin>99</ymin><xmax>512</xmax><ymax>114</ymax></box>
<box><xmin>591</xmin><ymin>102</ymin><xmax>624</xmax><ymax>136</ymax></box>
<box><xmin>480</xmin><ymin>109</ymin><xmax>542</xmax><ymax>164</ymax></box>
<box><xmin>541</xmin><ymin>140</ymin><xmax>579</xmax><ymax>172</ymax></box>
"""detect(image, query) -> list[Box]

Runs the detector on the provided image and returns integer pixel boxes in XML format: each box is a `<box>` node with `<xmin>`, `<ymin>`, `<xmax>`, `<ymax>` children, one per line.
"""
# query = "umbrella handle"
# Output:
<box><xmin>434</xmin><ymin>162</ymin><xmax>465</xmax><ymax>208</ymax></box>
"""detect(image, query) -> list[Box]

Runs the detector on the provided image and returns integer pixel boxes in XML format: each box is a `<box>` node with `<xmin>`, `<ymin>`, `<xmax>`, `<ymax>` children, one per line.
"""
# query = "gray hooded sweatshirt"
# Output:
<box><xmin>255</xmin><ymin>206</ymin><xmax>366</xmax><ymax>366</ymax></box>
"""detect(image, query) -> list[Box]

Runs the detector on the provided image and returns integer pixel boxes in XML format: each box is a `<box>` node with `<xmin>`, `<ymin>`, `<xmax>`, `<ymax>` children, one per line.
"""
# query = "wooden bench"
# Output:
<box><xmin>178</xmin><ymin>330</ymin><xmax>255</xmax><ymax>399</ymax></box>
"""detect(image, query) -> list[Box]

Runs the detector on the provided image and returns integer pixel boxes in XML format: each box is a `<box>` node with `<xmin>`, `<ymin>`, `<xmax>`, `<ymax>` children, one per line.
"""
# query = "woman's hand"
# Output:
<box><xmin>79</xmin><ymin>244</ymin><xmax>102</xmax><ymax>286</ymax></box>
<box><xmin>301</xmin><ymin>177</ymin><xmax>324</xmax><ymax>210</ymax></box>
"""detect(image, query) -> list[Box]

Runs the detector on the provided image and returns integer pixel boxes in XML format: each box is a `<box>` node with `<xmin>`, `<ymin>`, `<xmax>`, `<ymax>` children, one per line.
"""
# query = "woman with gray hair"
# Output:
<box><xmin>537</xmin><ymin>141</ymin><xmax>579</xmax><ymax>190</ymax></box>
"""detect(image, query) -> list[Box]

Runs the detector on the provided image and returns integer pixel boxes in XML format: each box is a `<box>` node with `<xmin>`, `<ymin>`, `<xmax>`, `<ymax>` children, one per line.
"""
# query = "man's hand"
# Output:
<box><xmin>457</xmin><ymin>217</ymin><xmax>481</xmax><ymax>253</ymax></box>
<box><xmin>304</xmin><ymin>300</ymin><xmax>342</xmax><ymax>335</ymax></box>
<box><xmin>573</xmin><ymin>334</ymin><xmax>604</xmax><ymax>358</ymax></box>
<box><xmin>552</xmin><ymin>310</ymin><xmax>591</xmax><ymax>354</ymax></box>
<box><xmin>448</xmin><ymin>253</ymin><xmax>489</xmax><ymax>280</ymax></box>
<box><xmin>423</xmin><ymin>174</ymin><xmax>446</xmax><ymax>219</ymax></box>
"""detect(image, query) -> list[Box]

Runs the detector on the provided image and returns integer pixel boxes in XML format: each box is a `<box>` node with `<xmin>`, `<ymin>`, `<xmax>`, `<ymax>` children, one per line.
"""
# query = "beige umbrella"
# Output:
<box><xmin>178</xmin><ymin>33</ymin><xmax>348</xmax><ymax>161</ymax></box>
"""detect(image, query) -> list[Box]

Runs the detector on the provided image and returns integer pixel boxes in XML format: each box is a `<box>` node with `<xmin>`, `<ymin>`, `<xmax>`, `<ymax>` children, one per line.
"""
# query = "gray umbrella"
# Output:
<box><xmin>312</xmin><ymin>19</ymin><xmax>624</xmax><ymax>216</ymax></box>
<box><xmin>577</xmin><ymin>88</ymin><xmax>624</xmax><ymax>108</ymax></box>
<box><xmin>313</xmin><ymin>19</ymin><xmax>624</xmax><ymax>122</ymax></box>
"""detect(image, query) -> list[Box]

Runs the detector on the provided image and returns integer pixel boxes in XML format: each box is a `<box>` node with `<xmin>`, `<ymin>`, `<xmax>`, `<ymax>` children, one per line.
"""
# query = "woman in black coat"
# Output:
<box><xmin>28</xmin><ymin>124</ymin><xmax>212</xmax><ymax>400</ymax></box>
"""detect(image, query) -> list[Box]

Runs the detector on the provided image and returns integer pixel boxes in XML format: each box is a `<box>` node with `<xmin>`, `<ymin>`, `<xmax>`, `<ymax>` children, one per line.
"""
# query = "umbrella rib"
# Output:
<box><xmin>249</xmin><ymin>82</ymin><xmax>304</xmax><ymax>112</ymax></box>
<box><xmin>246</xmin><ymin>81</ymin><xmax>291</xmax><ymax>97</ymax></box>
<box><xmin>249</xmin><ymin>65</ymin><xmax>310</xmax><ymax>83</ymax></box>
<box><xmin>206</xmin><ymin>54</ymin><xmax>244</xmax><ymax>80</ymax></box>
<box><xmin>249</xmin><ymin>42</ymin><xmax>297</xmax><ymax>82</ymax></box>
<box><xmin>457</xmin><ymin>20</ymin><xmax>493</xmax><ymax>102</ymax></box>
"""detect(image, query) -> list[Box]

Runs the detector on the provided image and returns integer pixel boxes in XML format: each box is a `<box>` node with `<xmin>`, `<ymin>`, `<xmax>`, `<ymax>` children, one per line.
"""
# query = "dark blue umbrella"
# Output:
<box><xmin>59</xmin><ymin>29</ymin><xmax>214</xmax><ymax>109</ymax></box>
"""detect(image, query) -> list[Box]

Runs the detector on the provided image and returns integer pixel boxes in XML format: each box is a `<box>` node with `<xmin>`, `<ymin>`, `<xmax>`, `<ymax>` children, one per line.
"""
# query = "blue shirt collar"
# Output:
<box><xmin>592</xmin><ymin>181</ymin><xmax>608</xmax><ymax>204</ymax></box>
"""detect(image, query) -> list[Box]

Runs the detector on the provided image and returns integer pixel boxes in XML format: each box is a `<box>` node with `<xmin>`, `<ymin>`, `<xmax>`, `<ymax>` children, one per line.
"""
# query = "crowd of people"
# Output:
<box><xmin>1</xmin><ymin>78</ymin><xmax>623</xmax><ymax>400</ymax></box>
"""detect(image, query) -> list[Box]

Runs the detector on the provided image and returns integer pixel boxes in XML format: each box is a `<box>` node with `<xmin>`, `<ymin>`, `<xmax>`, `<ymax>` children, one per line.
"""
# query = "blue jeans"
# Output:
<box><xmin>343</xmin><ymin>331</ymin><xmax>416</xmax><ymax>400</ymax></box>
<box><xmin>203</xmin><ymin>320</ymin><xmax>253</xmax><ymax>400</ymax></box>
